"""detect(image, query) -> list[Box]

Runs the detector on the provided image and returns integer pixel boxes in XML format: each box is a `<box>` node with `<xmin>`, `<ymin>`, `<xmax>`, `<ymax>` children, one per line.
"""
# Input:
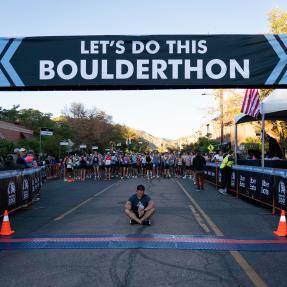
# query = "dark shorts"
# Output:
<box><xmin>147</xmin><ymin>163</ymin><xmax>153</xmax><ymax>170</ymax></box>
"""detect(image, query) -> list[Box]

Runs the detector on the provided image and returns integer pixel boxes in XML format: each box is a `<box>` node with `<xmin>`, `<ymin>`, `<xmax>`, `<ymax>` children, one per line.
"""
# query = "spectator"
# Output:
<box><xmin>193</xmin><ymin>150</ymin><xmax>206</xmax><ymax>191</ymax></box>
<box><xmin>16</xmin><ymin>148</ymin><xmax>28</xmax><ymax>168</ymax></box>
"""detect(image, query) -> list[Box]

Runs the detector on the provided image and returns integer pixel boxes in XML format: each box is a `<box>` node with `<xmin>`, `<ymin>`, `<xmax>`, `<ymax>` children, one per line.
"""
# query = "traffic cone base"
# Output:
<box><xmin>0</xmin><ymin>210</ymin><xmax>15</xmax><ymax>236</ymax></box>
<box><xmin>273</xmin><ymin>210</ymin><xmax>287</xmax><ymax>237</ymax></box>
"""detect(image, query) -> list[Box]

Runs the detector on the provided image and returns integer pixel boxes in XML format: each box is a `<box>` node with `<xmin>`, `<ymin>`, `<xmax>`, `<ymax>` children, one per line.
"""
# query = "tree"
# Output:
<box><xmin>269</xmin><ymin>7</ymin><xmax>287</xmax><ymax>34</ymax></box>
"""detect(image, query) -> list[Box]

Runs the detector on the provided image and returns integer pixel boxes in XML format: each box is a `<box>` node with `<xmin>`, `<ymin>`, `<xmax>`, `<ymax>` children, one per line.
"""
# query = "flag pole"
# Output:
<box><xmin>261</xmin><ymin>103</ymin><xmax>265</xmax><ymax>168</ymax></box>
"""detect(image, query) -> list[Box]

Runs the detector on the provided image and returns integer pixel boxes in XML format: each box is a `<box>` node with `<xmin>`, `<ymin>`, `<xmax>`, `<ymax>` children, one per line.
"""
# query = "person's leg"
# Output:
<box><xmin>195</xmin><ymin>171</ymin><xmax>200</xmax><ymax>190</ymax></box>
<box><xmin>124</xmin><ymin>209</ymin><xmax>141</xmax><ymax>224</ymax></box>
<box><xmin>199</xmin><ymin>172</ymin><xmax>204</xmax><ymax>189</ymax></box>
<box><xmin>140</xmin><ymin>208</ymin><xmax>155</xmax><ymax>222</ymax></box>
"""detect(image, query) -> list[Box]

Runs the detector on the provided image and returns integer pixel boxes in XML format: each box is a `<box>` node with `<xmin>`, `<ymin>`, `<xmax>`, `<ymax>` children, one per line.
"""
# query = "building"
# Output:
<box><xmin>0</xmin><ymin>121</ymin><xmax>33</xmax><ymax>141</ymax></box>
<box><xmin>190</xmin><ymin>117</ymin><xmax>257</xmax><ymax>147</ymax></box>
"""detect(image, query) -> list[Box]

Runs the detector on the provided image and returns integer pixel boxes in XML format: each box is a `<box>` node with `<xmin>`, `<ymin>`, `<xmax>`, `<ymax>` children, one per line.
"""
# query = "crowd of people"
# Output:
<box><xmin>0</xmin><ymin>148</ymin><xmax>57</xmax><ymax>173</ymax></box>
<box><xmin>0</xmin><ymin>146</ymin><xmax>236</xmax><ymax>192</ymax></box>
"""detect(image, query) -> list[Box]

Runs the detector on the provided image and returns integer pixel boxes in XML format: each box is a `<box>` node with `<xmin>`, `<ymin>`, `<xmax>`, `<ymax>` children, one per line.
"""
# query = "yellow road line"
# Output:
<box><xmin>175</xmin><ymin>180</ymin><xmax>268</xmax><ymax>287</ymax></box>
<box><xmin>54</xmin><ymin>183</ymin><xmax>117</xmax><ymax>221</ymax></box>
<box><xmin>188</xmin><ymin>205</ymin><xmax>211</xmax><ymax>233</ymax></box>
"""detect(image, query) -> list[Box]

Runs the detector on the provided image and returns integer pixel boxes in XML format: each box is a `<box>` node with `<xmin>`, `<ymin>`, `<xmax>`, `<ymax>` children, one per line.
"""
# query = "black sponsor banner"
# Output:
<box><xmin>0</xmin><ymin>168</ymin><xmax>43</xmax><ymax>214</ymax></box>
<box><xmin>237</xmin><ymin>170</ymin><xmax>273</xmax><ymax>203</ymax></box>
<box><xmin>0</xmin><ymin>35</ymin><xmax>287</xmax><ymax>90</ymax></box>
<box><xmin>217</xmin><ymin>169</ymin><xmax>223</xmax><ymax>186</ymax></box>
<box><xmin>230</xmin><ymin>170</ymin><xmax>237</xmax><ymax>190</ymax></box>
<box><xmin>274</xmin><ymin>177</ymin><xmax>287</xmax><ymax>211</ymax></box>
<box><xmin>6</xmin><ymin>177</ymin><xmax>17</xmax><ymax>208</ymax></box>
<box><xmin>238</xmin><ymin>171</ymin><xmax>249</xmax><ymax>195</ymax></box>
<box><xmin>259</xmin><ymin>174</ymin><xmax>273</xmax><ymax>205</ymax></box>
<box><xmin>204</xmin><ymin>165</ymin><xmax>216</xmax><ymax>183</ymax></box>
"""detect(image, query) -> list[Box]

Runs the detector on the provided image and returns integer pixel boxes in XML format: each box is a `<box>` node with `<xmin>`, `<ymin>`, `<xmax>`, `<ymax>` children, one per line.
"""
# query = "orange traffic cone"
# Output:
<box><xmin>274</xmin><ymin>210</ymin><xmax>287</xmax><ymax>237</ymax></box>
<box><xmin>0</xmin><ymin>210</ymin><xmax>15</xmax><ymax>236</ymax></box>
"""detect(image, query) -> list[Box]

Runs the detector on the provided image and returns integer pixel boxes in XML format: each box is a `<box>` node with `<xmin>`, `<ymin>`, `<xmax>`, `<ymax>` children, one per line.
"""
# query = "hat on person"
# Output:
<box><xmin>14</xmin><ymin>148</ymin><xmax>20</xmax><ymax>153</ymax></box>
<box><xmin>20</xmin><ymin>148</ymin><xmax>26</xmax><ymax>152</ymax></box>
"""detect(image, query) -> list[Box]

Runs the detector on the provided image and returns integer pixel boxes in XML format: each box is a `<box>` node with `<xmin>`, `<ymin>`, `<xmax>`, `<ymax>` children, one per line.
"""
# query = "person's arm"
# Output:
<box><xmin>125</xmin><ymin>201</ymin><xmax>132</xmax><ymax>210</ymax></box>
<box><xmin>144</xmin><ymin>200</ymin><xmax>155</xmax><ymax>212</ymax></box>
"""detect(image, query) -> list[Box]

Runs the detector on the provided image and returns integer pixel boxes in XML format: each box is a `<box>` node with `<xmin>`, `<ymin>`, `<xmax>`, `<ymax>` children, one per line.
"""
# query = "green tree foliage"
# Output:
<box><xmin>0</xmin><ymin>103</ymin><xmax>147</xmax><ymax>158</ymax></box>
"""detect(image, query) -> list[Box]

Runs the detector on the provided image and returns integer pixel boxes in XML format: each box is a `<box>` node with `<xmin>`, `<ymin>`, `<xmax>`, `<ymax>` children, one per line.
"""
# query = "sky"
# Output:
<box><xmin>0</xmin><ymin>0</ymin><xmax>287</xmax><ymax>139</ymax></box>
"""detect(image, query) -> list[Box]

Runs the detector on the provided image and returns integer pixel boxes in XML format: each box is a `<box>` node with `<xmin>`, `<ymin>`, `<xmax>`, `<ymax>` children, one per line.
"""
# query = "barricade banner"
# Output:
<box><xmin>230</xmin><ymin>170</ymin><xmax>237</xmax><ymax>190</ymax></box>
<box><xmin>258</xmin><ymin>174</ymin><xmax>273</xmax><ymax>205</ymax></box>
<box><xmin>204</xmin><ymin>165</ymin><xmax>216</xmax><ymax>183</ymax></box>
<box><xmin>274</xmin><ymin>177</ymin><xmax>287</xmax><ymax>211</ymax></box>
<box><xmin>0</xmin><ymin>168</ymin><xmax>43</xmax><ymax>213</ymax></box>
<box><xmin>238</xmin><ymin>170</ymin><xmax>249</xmax><ymax>196</ymax></box>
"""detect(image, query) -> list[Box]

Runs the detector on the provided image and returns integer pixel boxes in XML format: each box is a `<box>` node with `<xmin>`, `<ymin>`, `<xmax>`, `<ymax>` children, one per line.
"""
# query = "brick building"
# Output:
<box><xmin>0</xmin><ymin>121</ymin><xmax>33</xmax><ymax>141</ymax></box>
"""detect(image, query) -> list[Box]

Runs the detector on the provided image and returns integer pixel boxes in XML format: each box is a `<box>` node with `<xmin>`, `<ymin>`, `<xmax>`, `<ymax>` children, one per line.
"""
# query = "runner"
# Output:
<box><xmin>105</xmin><ymin>152</ymin><xmax>112</xmax><ymax>180</ymax></box>
<box><xmin>92</xmin><ymin>151</ymin><xmax>100</xmax><ymax>180</ymax></box>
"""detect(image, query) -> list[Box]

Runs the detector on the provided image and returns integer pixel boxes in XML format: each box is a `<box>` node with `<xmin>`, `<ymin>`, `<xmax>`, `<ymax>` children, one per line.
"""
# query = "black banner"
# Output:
<box><xmin>0</xmin><ymin>35</ymin><xmax>287</xmax><ymax>90</ymax></box>
<box><xmin>274</xmin><ymin>177</ymin><xmax>287</xmax><ymax>210</ymax></box>
<box><xmin>0</xmin><ymin>168</ymin><xmax>43</xmax><ymax>214</ymax></box>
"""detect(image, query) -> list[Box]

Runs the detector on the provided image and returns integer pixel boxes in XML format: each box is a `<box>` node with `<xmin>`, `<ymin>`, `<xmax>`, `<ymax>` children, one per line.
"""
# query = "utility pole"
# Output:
<box><xmin>219</xmin><ymin>89</ymin><xmax>224</xmax><ymax>145</ymax></box>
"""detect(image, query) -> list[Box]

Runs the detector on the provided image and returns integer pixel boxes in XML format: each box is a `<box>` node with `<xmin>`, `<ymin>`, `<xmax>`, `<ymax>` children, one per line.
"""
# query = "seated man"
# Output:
<box><xmin>125</xmin><ymin>184</ymin><xmax>155</xmax><ymax>225</ymax></box>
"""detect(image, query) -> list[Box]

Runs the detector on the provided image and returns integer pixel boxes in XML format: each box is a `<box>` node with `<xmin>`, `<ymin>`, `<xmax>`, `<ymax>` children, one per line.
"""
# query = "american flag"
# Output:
<box><xmin>241</xmin><ymin>89</ymin><xmax>260</xmax><ymax>118</ymax></box>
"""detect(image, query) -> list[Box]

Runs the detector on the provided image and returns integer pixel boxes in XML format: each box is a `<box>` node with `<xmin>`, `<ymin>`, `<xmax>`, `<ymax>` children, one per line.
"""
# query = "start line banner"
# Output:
<box><xmin>0</xmin><ymin>35</ymin><xmax>286</xmax><ymax>90</ymax></box>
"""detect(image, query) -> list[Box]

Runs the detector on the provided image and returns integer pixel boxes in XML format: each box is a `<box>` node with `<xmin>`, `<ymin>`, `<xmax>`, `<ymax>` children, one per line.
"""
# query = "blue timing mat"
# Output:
<box><xmin>0</xmin><ymin>234</ymin><xmax>287</xmax><ymax>251</ymax></box>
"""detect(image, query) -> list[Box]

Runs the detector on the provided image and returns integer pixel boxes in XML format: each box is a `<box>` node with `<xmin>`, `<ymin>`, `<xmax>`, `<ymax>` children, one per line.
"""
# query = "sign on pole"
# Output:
<box><xmin>59</xmin><ymin>141</ymin><xmax>69</xmax><ymax>146</ymax></box>
<box><xmin>0</xmin><ymin>35</ymin><xmax>286</xmax><ymax>90</ymax></box>
<box><xmin>79</xmin><ymin>144</ymin><xmax>87</xmax><ymax>149</ymax></box>
<box><xmin>92</xmin><ymin>146</ymin><xmax>98</xmax><ymax>150</ymax></box>
<box><xmin>40</xmin><ymin>128</ymin><xmax>53</xmax><ymax>136</ymax></box>
<box><xmin>208</xmin><ymin>144</ymin><xmax>215</xmax><ymax>153</ymax></box>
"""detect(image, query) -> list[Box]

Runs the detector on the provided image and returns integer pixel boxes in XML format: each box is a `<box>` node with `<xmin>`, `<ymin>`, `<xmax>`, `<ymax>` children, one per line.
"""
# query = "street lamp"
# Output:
<box><xmin>201</xmin><ymin>89</ymin><xmax>224</xmax><ymax>145</ymax></box>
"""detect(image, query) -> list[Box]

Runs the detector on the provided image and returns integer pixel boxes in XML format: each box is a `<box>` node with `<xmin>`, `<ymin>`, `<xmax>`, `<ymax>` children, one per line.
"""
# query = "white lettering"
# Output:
<box><xmin>137</xmin><ymin>60</ymin><xmax>149</xmax><ymax>79</ymax></box>
<box><xmin>230</xmin><ymin>59</ymin><xmax>250</xmax><ymax>79</ymax></box>
<box><xmin>168</xmin><ymin>59</ymin><xmax>183</xmax><ymax>79</ymax></box>
<box><xmin>81</xmin><ymin>41</ymin><xmax>89</xmax><ymax>54</ymax></box>
<box><xmin>152</xmin><ymin>60</ymin><xmax>167</xmax><ymax>79</ymax></box>
<box><xmin>146</xmin><ymin>41</ymin><xmax>160</xmax><ymax>54</ymax></box>
<box><xmin>102</xmin><ymin>60</ymin><xmax>114</xmax><ymax>79</ymax></box>
<box><xmin>80</xmin><ymin>60</ymin><xmax>98</xmax><ymax>80</ymax></box>
<box><xmin>184</xmin><ymin>60</ymin><xmax>203</xmax><ymax>79</ymax></box>
<box><xmin>116</xmin><ymin>60</ymin><xmax>134</xmax><ymax>79</ymax></box>
<box><xmin>132</xmin><ymin>41</ymin><xmax>145</xmax><ymax>54</ymax></box>
<box><xmin>166</xmin><ymin>40</ymin><xmax>176</xmax><ymax>54</ymax></box>
<box><xmin>206</xmin><ymin>59</ymin><xmax>227</xmax><ymax>79</ymax></box>
<box><xmin>198</xmin><ymin>40</ymin><xmax>207</xmax><ymax>54</ymax></box>
<box><xmin>116</xmin><ymin>41</ymin><xmax>125</xmax><ymax>54</ymax></box>
<box><xmin>57</xmin><ymin>60</ymin><xmax>78</xmax><ymax>80</ymax></box>
<box><xmin>39</xmin><ymin>60</ymin><xmax>55</xmax><ymax>80</ymax></box>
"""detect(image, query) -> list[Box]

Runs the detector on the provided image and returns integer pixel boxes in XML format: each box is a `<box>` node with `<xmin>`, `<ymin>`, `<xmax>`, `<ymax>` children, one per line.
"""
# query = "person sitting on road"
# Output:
<box><xmin>124</xmin><ymin>184</ymin><xmax>155</xmax><ymax>225</ymax></box>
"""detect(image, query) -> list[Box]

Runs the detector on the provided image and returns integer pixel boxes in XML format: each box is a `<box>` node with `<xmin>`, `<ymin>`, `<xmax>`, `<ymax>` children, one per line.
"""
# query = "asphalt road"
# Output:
<box><xmin>0</xmin><ymin>177</ymin><xmax>285</xmax><ymax>287</ymax></box>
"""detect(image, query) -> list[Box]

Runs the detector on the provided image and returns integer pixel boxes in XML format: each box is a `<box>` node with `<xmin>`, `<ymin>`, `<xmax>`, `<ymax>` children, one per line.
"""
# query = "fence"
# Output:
<box><xmin>0</xmin><ymin>167</ymin><xmax>43</xmax><ymax>214</ymax></box>
<box><xmin>205</xmin><ymin>163</ymin><xmax>287</xmax><ymax>213</ymax></box>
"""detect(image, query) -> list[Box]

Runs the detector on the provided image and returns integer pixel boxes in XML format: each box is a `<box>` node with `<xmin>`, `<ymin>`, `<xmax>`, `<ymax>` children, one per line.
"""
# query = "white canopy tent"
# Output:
<box><xmin>234</xmin><ymin>89</ymin><xmax>287</xmax><ymax>167</ymax></box>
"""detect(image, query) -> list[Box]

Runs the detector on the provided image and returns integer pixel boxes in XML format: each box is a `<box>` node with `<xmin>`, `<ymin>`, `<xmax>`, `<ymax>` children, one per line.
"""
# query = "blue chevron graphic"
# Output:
<box><xmin>0</xmin><ymin>38</ymin><xmax>24</xmax><ymax>86</ymax></box>
<box><xmin>278</xmin><ymin>35</ymin><xmax>287</xmax><ymax>84</ymax></box>
<box><xmin>0</xmin><ymin>39</ymin><xmax>11</xmax><ymax>87</ymax></box>
<box><xmin>265</xmin><ymin>35</ymin><xmax>287</xmax><ymax>85</ymax></box>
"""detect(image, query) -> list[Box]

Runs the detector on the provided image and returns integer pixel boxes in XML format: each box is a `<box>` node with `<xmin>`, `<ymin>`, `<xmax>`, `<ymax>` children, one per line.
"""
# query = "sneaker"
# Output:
<box><xmin>218</xmin><ymin>188</ymin><xmax>227</xmax><ymax>195</ymax></box>
<box><xmin>142</xmin><ymin>220</ymin><xmax>151</xmax><ymax>225</ymax></box>
<box><xmin>196</xmin><ymin>188</ymin><xmax>201</xmax><ymax>191</ymax></box>
<box><xmin>129</xmin><ymin>219</ymin><xmax>138</xmax><ymax>224</ymax></box>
